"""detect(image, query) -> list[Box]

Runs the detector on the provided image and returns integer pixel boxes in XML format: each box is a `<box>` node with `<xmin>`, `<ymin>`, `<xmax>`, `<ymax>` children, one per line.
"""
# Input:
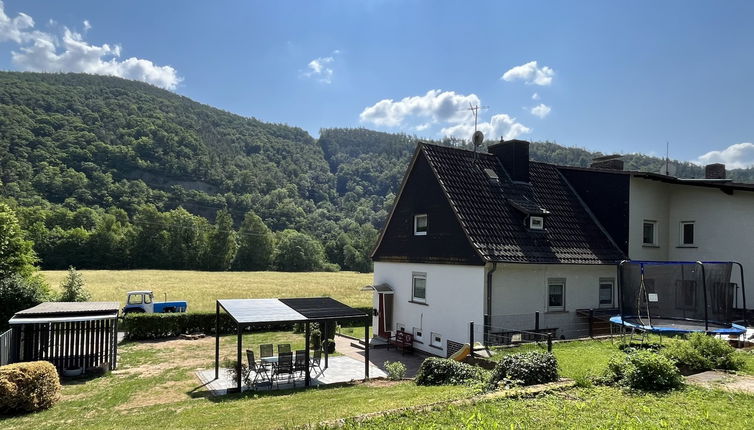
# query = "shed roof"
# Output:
<box><xmin>217</xmin><ymin>297</ymin><xmax>367</xmax><ymax>325</ymax></box>
<box><xmin>14</xmin><ymin>301</ymin><xmax>120</xmax><ymax>317</ymax></box>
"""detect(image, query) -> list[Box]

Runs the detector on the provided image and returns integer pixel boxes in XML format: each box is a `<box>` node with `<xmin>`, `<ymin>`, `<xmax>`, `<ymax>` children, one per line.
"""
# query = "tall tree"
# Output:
<box><xmin>273</xmin><ymin>229</ymin><xmax>326</xmax><ymax>272</ymax></box>
<box><xmin>204</xmin><ymin>209</ymin><xmax>237</xmax><ymax>271</ymax></box>
<box><xmin>0</xmin><ymin>202</ymin><xmax>38</xmax><ymax>278</ymax></box>
<box><xmin>234</xmin><ymin>211</ymin><xmax>274</xmax><ymax>271</ymax></box>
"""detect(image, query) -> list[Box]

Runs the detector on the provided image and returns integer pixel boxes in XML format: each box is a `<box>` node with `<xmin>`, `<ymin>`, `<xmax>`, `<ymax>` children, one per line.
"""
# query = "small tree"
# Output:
<box><xmin>0</xmin><ymin>203</ymin><xmax>38</xmax><ymax>278</ymax></box>
<box><xmin>59</xmin><ymin>267</ymin><xmax>90</xmax><ymax>302</ymax></box>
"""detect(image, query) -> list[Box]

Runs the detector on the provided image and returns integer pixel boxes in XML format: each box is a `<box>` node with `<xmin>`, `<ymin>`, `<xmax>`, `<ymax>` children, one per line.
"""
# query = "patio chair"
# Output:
<box><xmin>260</xmin><ymin>343</ymin><xmax>274</xmax><ymax>359</ymax></box>
<box><xmin>310</xmin><ymin>349</ymin><xmax>323</xmax><ymax>374</ymax></box>
<box><xmin>278</xmin><ymin>343</ymin><xmax>291</xmax><ymax>355</ymax></box>
<box><xmin>272</xmin><ymin>351</ymin><xmax>294</xmax><ymax>387</ymax></box>
<box><xmin>244</xmin><ymin>349</ymin><xmax>270</xmax><ymax>388</ymax></box>
<box><xmin>294</xmin><ymin>350</ymin><xmax>307</xmax><ymax>377</ymax></box>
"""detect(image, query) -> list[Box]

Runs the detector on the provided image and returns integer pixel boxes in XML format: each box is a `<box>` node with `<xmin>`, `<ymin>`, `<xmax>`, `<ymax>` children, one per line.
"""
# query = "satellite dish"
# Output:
<box><xmin>472</xmin><ymin>130</ymin><xmax>484</xmax><ymax>147</ymax></box>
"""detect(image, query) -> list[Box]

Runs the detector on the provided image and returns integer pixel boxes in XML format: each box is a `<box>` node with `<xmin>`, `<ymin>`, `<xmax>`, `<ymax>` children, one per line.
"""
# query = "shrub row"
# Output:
<box><xmin>0</xmin><ymin>361</ymin><xmax>61</xmax><ymax>413</ymax></box>
<box><xmin>661</xmin><ymin>332</ymin><xmax>743</xmax><ymax>373</ymax></box>
<box><xmin>415</xmin><ymin>357</ymin><xmax>489</xmax><ymax>387</ymax></box>
<box><xmin>490</xmin><ymin>352</ymin><xmax>559</xmax><ymax>387</ymax></box>
<box><xmin>122</xmin><ymin>313</ymin><xmax>294</xmax><ymax>340</ymax></box>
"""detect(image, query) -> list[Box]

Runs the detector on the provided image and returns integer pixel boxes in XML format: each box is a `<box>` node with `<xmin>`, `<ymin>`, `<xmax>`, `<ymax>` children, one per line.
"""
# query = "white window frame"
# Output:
<box><xmin>412</xmin><ymin>327</ymin><xmax>424</xmax><ymax>343</ymax></box>
<box><xmin>414</xmin><ymin>214</ymin><xmax>428</xmax><ymax>236</ymax></box>
<box><xmin>642</xmin><ymin>220</ymin><xmax>658</xmax><ymax>246</ymax></box>
<box><xmin>599</xmin><ymin>278</ymin><xmax>615</xmax><ymax>308</ymax></box>
<box><xmin>679</xmin><ymin>221</ymin><xmax>695</xmax><ymax>246</ymax></box>
<box><xmin>547</xmin><ymin>279</ymin><xmax>566</xmax><ymax>312</ymax></box>
<box><xmin>529</xmin><ymin>216</ymin><xmax>544</xmax><ymax>230</ymax></box>
<box><xmin>411</xmin><ymin>272</ymin><xmax>427</xmax><ymax>303</ymax></box>
<box><xmin>430</xmin><ymin>332</ymin><xmax>442</xmax><ymax>348</ymax></box>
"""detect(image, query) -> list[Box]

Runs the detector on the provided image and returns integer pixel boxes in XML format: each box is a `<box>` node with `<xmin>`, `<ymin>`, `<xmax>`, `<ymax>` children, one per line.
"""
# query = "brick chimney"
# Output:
<box><xmin>590</xmin><ymin>155</ymin><xmax>624</xmax><ymax>171</ymax></box>
<box><xmin>488</xmin><ymin>139</ymin><xmax>530</xmax><ymax>182</ymax></box>
<box><xmin>704</xmin><ymin>163</ymin><xmax>726</xmax><ymax>179</ymax></box>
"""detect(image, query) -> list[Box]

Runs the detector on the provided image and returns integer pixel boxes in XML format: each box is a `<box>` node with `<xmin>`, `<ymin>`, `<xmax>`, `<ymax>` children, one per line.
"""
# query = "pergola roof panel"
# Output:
<box><xmin>218</xmin><ymin>298</ymin><xmax>305</xmax><ymax>324</ymax></box>
<box><xmin>280</xmin><ymin>297</ymin><xmax>368</xmax><ymax>320</ymax></box>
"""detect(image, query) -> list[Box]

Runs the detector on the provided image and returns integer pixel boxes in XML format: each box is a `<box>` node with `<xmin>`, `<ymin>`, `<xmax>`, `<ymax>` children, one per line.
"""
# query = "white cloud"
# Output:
<box><xmin>441</xmin><ymin>113</ymin><xmax>530</xmax><ymax>141</ymax></box>
<box><xmin>82</xmin><ymin>20</ymin><xmax>91</xmax><ymax>32</ymax></box>
<box><xmin>303</xmin><ymin>56</ymin><xmax>334</xmax><ymax>84</ymax></box>
<box><xmin>0</xmin><ymin>2</ymin><xmax>181</xmax><ymax>90</ymax></box>
<box><xmin>359</xmin><ymin>89</ymin><xmax>480</xmax><ymax>127</ymax></box>
<box><xmin>532</xmin><ymin>92</ymin><xmax>540</xmax><ymax>100</ymax></box>
<box><xmin>360</xmin><ymin>89</ymin><xmax>530</xmax><ymax>141</ymax></box>
<box><xmin>502</xmin><ymin>61</ymin><xmax>555</xmax><ymax>86</ymax></box>
<box><xmin>697</xmin><ymin>143</ymin><xmax>754</xmax><ymax>169</ymax></box>
<box><xmin>530</xmin><ymin>103</ymin><xmax>551</xmax><ymax>119</ymax></box>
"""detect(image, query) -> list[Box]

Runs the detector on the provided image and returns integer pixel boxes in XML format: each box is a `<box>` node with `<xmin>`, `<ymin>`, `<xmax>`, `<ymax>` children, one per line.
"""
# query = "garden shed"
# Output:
<box><xmin>215</xmin><ymin>297</ymin><xmax>370</xmax><ymax>392</ymax></box>
<box><xmin>7</xmin><ymin>302</ymin><xmax>120</xmax><ymax>373</ymax></box>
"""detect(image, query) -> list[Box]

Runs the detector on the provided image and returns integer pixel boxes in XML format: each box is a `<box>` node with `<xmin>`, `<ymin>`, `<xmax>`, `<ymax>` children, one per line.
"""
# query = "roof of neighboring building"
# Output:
<box><xmin>420</xmin><ymin>143</ymin><xmax>625</xmax><ymax>264</ymax></box>
<box><xmin>558</xmin><ymin>165</ymin><xmax>754</xmax><ymax>192</ymax></box>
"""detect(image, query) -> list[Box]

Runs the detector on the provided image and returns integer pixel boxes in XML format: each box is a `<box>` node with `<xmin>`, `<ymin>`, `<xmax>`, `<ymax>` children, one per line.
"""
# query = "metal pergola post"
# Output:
<box><xmin>305</xmin><ymin>322</ymin><xmax>311</xmax><ymax>387</ymax></box>
<box><xmin>324</xmin><ymin>320</ymin><xmax>329</xmax><ymax>369</ymax></box>
<box><xmin>215</xmin><ymin>301</ymin><xmax>220</xmax><ymax>379</ymax></box>
<box><xmin>236</xmin><ymin>324</ymin><xmax>243</xmax><ymax>392</ymax></box>
<box><xmin>364</xmin><ymin>316</ymin><xmax>370</xmax><ymax>380</ymax></box>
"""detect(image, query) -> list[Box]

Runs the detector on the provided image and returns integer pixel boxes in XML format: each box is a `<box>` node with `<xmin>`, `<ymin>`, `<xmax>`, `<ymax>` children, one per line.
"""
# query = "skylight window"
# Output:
<box><xmin>529</xmin><ymin>216</ymin><xmax>544</xmax><ymax>230</ymax></box>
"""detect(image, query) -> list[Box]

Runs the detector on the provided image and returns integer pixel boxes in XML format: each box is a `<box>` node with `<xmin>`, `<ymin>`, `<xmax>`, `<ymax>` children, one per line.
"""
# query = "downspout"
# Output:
<box><xmin>484</xmin><ymin>262</ymin><xmax>497</xmax><ymax>346</ymax></box>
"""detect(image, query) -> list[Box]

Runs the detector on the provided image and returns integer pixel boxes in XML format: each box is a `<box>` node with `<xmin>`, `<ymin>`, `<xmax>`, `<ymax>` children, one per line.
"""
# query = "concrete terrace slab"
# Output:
<box><xmin>685</xmin><ymin>370</ymin><xmax>754</xmax><ymax>395</ymax></box>
<box><xmin>196</xmin><ymin>355</ymin><xmax>386</xmax><ymax>396</ymax></box>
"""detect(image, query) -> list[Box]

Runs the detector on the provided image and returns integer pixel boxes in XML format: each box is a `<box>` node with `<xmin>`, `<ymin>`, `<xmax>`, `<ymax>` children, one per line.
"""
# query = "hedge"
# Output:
<box><xmin>602</xmin><ymin>350</ymin><xmax>683</xmax><ymax>391</ymax></box>
<box><xmin>0</xmin><ymin>361</ymin><xmax>61</xmax><ymax>413</ymax></box>
<box><xmin>122</xmin><ymin>313</ymin><xmax>294</xmax><ymax>340</ymax></box>
<box><xmin>122</xmin><ymin>306</ymin><xmax>373</xmax><ymax>340</ymax></box>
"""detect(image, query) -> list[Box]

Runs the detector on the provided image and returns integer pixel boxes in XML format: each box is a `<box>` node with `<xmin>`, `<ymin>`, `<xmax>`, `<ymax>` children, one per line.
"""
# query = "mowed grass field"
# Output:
<box><xmin>41</xmin><ymin>270</ymin><xmax>373</xmax><ymax>311</ymax></box>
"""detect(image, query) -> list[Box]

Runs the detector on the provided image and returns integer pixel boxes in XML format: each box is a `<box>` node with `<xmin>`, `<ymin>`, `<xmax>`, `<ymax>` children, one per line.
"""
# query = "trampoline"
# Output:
<box><xmin>613</xmin><ymin>260</ymin><xmax>748</xmax><ymax>336</ymax></box>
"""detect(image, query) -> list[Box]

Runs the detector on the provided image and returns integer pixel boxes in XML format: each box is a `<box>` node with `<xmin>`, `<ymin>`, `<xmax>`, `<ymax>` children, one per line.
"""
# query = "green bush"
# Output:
<box><xmin>122</xmin><ymin>312</ymin><xmax>294</xmax><ymax>340</ymax></box>
<box><xmin>383</xmin><ymin>361</ymin><xmax>407</xmax><ymax>380</ymax></box>
<box><xmin>661</xmin><ymin>333</ymin><xmax>743</xmax><ymax>373</ymax></box>
<box><xmin>489</xmin><ymin>352</ymin><xmax>559</xmax><ymax>387</ymax></box>
<box><xmin>602</xmin><ymin>350</ymin><xmax>682</xmax><ymax>391</ymax></box>
<box><xmin>415</xmin><ymin>358</ymin><xmax>487</xmax><ymax>386</ymax></box>
<box><xmin>0</xmin><ymin>274</ymin><xmax>52</xmax><ymax>331</ymax></box>
<box><xmin>0</xmin><ymin>361</ymin><xmax>61</xmax><ymax>413</ymax></box>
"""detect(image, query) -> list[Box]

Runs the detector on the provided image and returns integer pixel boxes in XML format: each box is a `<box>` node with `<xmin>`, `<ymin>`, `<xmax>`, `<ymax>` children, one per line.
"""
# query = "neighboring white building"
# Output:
<box><xmin>368</xmin><ymin>141</ymin><xmax>754</xmax><ymax>357</ymax></box>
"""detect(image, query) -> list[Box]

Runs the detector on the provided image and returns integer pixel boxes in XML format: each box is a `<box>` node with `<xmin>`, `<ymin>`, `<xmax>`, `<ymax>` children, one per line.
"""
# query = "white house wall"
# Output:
<box><xmin>629</xmin><ymin>177</ymin><xmax>754</xmax><ymax>308</ymax></box>
<box><xmin>489</xmin><ymin>263</ymin><xmax>618</xmax><ymax>339</ymax></box>
<box><xmin>372</xmin><ymin>261</ymin><xmax>485</xmax><ymax>356</ymax></box>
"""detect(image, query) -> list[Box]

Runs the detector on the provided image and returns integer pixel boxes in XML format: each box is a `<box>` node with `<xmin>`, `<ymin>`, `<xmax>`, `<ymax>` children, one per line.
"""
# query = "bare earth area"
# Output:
<box><xmin>686</xmin><ymin>371</ymin><xmax>754</xmax><ymax>394</ymax></box>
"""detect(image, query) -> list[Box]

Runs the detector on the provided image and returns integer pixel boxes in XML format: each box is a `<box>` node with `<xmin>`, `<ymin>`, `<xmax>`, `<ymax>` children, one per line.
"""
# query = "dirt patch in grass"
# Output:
<box><xmin>116</xmin><ymin>381</ymin><xmax>190</xmax><ymax>410</ymax></box>
<box><xmin>686</xmin><ymin>370</ymin><xmax>754</xmax><ymax>394</ymax></box>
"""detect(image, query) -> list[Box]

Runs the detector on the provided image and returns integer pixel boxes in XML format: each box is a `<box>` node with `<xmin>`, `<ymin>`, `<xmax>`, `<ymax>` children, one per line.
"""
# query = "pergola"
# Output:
<box><xmin>215</xmin><ymin>297</ymin><xmax>370</xmax><ymax>391</ymax></box>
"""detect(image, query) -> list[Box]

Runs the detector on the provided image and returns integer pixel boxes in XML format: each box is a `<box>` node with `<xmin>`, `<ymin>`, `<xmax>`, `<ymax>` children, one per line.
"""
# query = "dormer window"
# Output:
<box><xmin>529</xmin><ymin>216</ymin><xmax>544</xmax><ymax>230</ymax></box>
<box><xmin>414</xmin><ymin>214</ymin><xmax>428</xmax><ymax>236</ymax></box>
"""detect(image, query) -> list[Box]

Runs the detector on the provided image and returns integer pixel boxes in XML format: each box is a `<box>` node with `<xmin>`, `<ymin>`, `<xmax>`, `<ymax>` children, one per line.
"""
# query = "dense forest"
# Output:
<box><xmin>1</xmin><ymin>72</ymin><xmax>752</xmax><ymax>272</ymax></box>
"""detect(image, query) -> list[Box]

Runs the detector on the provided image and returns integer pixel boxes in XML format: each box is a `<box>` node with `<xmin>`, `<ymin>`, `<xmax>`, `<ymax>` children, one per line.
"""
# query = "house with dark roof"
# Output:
<box><xmin>368</xmin><ymin>140</ymin><xmax>753</xmax><ymax>356</ymax></box>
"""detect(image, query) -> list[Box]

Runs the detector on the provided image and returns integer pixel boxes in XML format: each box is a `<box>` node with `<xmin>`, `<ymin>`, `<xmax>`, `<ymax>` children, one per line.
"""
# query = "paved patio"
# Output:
<box><xmin>334</xmin><ymin>335</ymin><xmax>429</xmax><ymax>378</ymax></box>
<box><xmin>196</xmin><ymin>355</ymin><xmax>386</xmax><ymax>396</ymax></box>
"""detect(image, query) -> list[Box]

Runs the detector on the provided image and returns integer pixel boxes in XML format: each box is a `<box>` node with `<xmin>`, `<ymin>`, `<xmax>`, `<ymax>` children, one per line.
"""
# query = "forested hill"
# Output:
<box><xmin>1</xmin><ymin>72</ymin><xmax>752</xmax><ymax>271</ymax></box>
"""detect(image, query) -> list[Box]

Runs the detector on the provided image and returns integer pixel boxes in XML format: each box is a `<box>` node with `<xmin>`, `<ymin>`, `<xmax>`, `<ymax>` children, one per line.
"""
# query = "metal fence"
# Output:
<box><xmin>0</xmin><ymin>329</ymin><xmax>12</xmax><ymax>366</ymax></box>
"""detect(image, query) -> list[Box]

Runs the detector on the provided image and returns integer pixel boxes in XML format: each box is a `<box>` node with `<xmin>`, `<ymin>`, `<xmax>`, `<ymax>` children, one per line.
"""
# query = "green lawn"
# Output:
<box><xmin>41</xmin><ymin>270</ymin><xmax>373</xmax><ymax>311</ymax></box>
<box><xmin>0</xmin><ymin>331</ymin><xmax>472</xmax><ymax>430</ymax></box>
<box><xmin>341</xmin><ymin>386</ymin><xmax>754</xmax><ymax>429</ymax></box>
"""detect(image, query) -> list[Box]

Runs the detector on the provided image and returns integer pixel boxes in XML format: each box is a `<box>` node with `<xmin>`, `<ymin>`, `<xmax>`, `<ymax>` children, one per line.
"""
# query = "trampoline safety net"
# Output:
<box><xmin>619</xmin><ymin>261</ymin><xmax>743</xmax><ymax>329</ymax></box>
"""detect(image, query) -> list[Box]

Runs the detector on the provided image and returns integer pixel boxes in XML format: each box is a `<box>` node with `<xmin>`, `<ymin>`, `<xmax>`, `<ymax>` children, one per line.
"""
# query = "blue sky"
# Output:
<box><xmin>2</xmin><ymin>1</ymin><xmax>754</xmax><ymax>167</ymax></box>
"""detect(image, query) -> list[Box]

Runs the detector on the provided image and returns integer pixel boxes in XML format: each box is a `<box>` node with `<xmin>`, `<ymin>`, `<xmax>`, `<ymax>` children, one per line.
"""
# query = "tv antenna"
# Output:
<box><xmin>467</xmin><ymin>103</ymin><xmax>488</xmax><ymax>164</ymax></box>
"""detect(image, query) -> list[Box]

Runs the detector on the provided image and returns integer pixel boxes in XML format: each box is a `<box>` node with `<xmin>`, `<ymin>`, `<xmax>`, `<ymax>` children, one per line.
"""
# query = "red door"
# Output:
<box><xmin>377</xmin><ymin>293</ymin><xmax>393</xmax><ymax>338</ymax></box>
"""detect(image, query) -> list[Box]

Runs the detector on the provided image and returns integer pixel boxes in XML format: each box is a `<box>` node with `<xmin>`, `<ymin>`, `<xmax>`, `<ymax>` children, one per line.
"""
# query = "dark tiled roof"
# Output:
<box><xmin>421</xmin><ymin>143</ymin><xmax>625</xmax><ymax>264</ymax></box>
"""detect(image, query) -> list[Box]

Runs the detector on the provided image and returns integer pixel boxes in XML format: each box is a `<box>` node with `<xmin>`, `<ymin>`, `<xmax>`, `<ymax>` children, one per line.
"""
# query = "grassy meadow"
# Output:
<box><xmin>41</xmin><ymin>270</ymin><xmax>373</xmax><ymax>311</ymax></box>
